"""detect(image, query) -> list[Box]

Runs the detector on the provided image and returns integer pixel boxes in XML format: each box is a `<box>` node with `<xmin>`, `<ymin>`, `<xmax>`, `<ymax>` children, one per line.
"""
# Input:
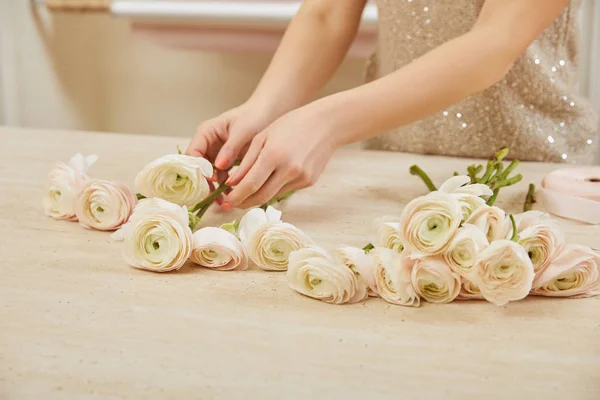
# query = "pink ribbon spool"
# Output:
<box><xmin>538</xmin><ymin>167</ymin><xmax>600</xmax><ymax>225</ymax></box>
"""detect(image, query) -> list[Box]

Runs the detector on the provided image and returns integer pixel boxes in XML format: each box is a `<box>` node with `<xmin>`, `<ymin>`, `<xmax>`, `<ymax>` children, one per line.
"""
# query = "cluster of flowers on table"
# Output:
<box><xmin>43</xmin><ymin>152</ymin><xmax>599</xmax><ymax>307</ymax></box>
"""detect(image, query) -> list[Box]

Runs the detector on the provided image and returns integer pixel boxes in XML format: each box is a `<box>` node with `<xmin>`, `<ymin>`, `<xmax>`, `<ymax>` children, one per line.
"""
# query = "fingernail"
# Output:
<box><xmin>221</xmin><ymin>202</ymin><xmax>232</xmax><ymax>211</ymax></box>
<box><xmin>225</xmin><ymin>175</ymin><xmax>234</xmax><ymax>185</ymax></box>
<box><xmin>215</xmin><ymin>157</ymin><xmax>228</xmax><ymax>170</ymax></box>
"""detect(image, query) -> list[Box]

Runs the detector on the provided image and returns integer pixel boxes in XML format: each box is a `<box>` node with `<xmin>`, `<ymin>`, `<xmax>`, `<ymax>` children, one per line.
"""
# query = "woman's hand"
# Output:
<box><xmin>185</xmin><ymin>102</ymin><xmax>275</xmax><ymax>171</ymax></box>
<box><xmin>223</xmin><ymin>104</ymin><xmax>339</xmax><ymax>209</ymax></box>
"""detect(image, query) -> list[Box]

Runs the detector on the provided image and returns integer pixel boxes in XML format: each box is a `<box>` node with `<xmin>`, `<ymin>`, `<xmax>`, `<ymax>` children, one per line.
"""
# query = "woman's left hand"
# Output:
<box><xmin>222</xmin><ymin>104</ymin><xmax>339</xmax><ymax>209</ymax></box>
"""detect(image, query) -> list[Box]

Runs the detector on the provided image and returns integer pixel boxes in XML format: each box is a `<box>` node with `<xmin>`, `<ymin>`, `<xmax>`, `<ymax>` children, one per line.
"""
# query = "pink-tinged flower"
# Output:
<box><xmin>471</xmin><ymin>240</ymin><xmax>534</xmax><ymax>306</ymax></box>
<box><xmin>439</xmin><ymin>175</ymin><xmax>493</xmax><ymax>221</ymax></box>
<box><xmin>531</xmin><ymin>244</ymin><xmax>600</xmax><ymax>297</ymax></box>
<box><xmin>190</xmin><ymin>227</ymin><xmax>248</xmax><ymax>271</ymax></box>
<box><xmin>335</xmin><ymin>246</ymin><xmax>374</xmax><ymax>301</ymax></box>
<box><xmin>374</xmin><ymin>216</ymin><xmax>404</xmax><ymax>253</ymax></box>
<box><xmin>399</xmin><ymin>191</ymin><xmax>462</xmax><ymax>257</ymax></box>
<box><xmin>411</xmin><ymin>257</ymin><xmax>461</xmax><ymax>304</ymax></box>
<box><xmin>74</xmin><ymin>180</ymin><xmax>137</xmax><ymax>231</ymax></box>
<box><xmin>513</xmin><ymin>210</ymin><xmax>554</xmax><ymax>231</ymax></box>
<box><xmin>519</xmin><ymin>223</ymin><xmax>565</xmax><ymax>279</ymax></box>
<box><xmin>373</xmin><ymin>247</ymin><xmax>420</xmax><ymax>306</ymax></box>
<box><xmin>239</xmin><ymin>206</ymin><xmax>312</xmax><ymax>271</ymax></box>
<box><xmin>457</xmin><ymin>278</ymin><xmax>484</xmax><ymax>300</ymax></box>
<box><xmin>287</xmin><ymin>246</ymin><xmax>362</xmax><ymax>305</ymax></box>
<box><xmin>112</xmin><ymin>198</ymin><xmax>192</xmax><ymax>273</ymax></box>
<box><xmin>43</xmin><ymin>153</ymin><xmax>98</xmax><ymax>221</ymax></box>
<box><xmin>443</xmin><ymin>224</ymin><xmax>489</xmax><ymax>278</ymax></box>
<box><xmin>135</xmin><ymin>154</ymin><xmax>213</xmax><ymax>207</ymax></box>
<box><xmin>465</xmin><ymin>205</ymin><xmax>511</xmax><ymax>242</ymax></box>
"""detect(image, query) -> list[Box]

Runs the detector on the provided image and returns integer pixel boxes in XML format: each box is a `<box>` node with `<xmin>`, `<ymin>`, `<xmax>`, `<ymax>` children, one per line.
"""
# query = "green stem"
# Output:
<box><xmin>486</xmin><ymin>189</ymin><xmax>499</xmax><ymax>206</ymax></box>
<box><xmin>498</xmin><ymin>160</ymin><xmax>520</xmax><ymax>181</ymax></box>
<box><xmin>467</xmin><ymin>165</ymin><xmax>478</xmax><ymax>184</ymax></box>
<box><xmin>363</xmin><ymin>243</ymin><xmax>375</xmax><ymax>254</ymax></box>
<box><xmin>474</xmin><ymin>165</ymin><xmax>483</xmax><ymax>174</ymax></box>
<box><xmin>409</xmin><ymin>165</ymin><xmax>437</xmax><ymax>192</ymax></box>
<box><xmin>495</xmin><ymin>148</ymin><xmax>509</xmax><ymax>162</ymax></box>
<box><xmin>194</xmin><ymin>202</ymin><xmax>212</xmax><ymax>222</ymax></box>
<box><xmin>487</xmin><ymin>163</ymin><xmax>504</xmax><ymax>186</ymax></box>
<box><xmin>524</xmin><ymin>183</ymin><xmax>536</xmax><ymax>212</ymax></box>
<box><xmin>494</xmin><ymin>174</ymin><xmax>523</xmax><ymax>190</ymax></box>
<box><xmin>192</xmin><ymin>183</ymin><xmax>229</xmax><ymax>213</ymax></box>
<box><xmin>260</xmin><ymin>191</ymin><xmax>295</xmax><ymax>211</ymax></box>
<box><xmin>509</xmin><ymin>215</ymin><xmax>519</xmax><ymax>242</ymax></box>
<box><xmin>478</xmin><ymin>160</ymin><xmax>495</xmax><ymax>184</ymax></box>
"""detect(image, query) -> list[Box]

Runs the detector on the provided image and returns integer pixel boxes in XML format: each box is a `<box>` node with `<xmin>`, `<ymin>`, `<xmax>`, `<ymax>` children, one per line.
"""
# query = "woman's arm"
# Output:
<box><xmin>224</xmin><ymin>0</ymin><xmax>570</xmax><ymax>208</ymax></box>
<box><xmin>323</xmin><ymin>0</ymin><xmax>570</xmax><ymax>146</ymax></box>
<box><xmin>249</xmin><ymin>0</ymin><xmax>368</xmax><ymax>120</ymax></box>
<box><xmin>186</xmin><ymin>0</ymin><xmax>367</xmax><ymax>170</ymax></box>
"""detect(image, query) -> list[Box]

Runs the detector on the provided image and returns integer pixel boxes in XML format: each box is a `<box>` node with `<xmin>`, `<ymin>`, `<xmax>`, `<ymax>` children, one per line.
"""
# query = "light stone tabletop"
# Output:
<box><xmin>1</xmin><ymin>127</ymin><xmax>599</xmax><ymax>400</ymax></box>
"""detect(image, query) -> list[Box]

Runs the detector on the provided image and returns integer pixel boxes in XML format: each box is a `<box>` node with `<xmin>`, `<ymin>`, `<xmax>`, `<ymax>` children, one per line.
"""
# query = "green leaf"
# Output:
<box><xmin>220</xmin><ymin>220</ymin><xmax>240</xmax><ymax>236</ymax></box>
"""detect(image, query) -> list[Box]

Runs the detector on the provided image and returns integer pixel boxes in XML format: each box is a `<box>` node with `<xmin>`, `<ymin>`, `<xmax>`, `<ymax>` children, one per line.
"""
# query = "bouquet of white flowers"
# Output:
<box><xmin>43</xmin><ymin>149</ymin><xmax>599</xmax><ymax>307</ymax></box>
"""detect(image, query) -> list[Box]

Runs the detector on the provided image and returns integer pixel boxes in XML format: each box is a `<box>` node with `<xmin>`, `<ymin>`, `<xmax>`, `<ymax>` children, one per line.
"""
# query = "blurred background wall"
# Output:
<box><xmin>0</xmin><ymin>0</ymin><xmax>598</xmax><ymax>139</ymax></box>
<box><xmin>0</xmin><ymin>0</ymin><xmax>365</xmax><ymax>137</ymax></box>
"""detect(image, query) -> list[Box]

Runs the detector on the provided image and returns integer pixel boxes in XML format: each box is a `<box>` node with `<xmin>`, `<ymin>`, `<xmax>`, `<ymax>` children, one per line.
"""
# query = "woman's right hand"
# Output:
<box><xmin>185</xmin><ymin>102</ymin><xmax>274</xmax><ymax>171</ymax></box>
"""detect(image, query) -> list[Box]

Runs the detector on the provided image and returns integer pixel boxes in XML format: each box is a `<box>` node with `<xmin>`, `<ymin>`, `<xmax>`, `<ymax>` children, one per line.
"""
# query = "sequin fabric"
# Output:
<box><xmin>364</xmin><ymin>0</ymin><xmax>599</xmax><ymax>164</ymax></box>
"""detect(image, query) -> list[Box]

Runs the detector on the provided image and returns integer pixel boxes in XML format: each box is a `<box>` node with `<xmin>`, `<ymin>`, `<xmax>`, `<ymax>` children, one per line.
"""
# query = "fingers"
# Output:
<box><xmin>236</xmin><ymin>169</ymin><xmax>288</xmax><ymax>209</ymax></box>
<box><xmin>274</xmin><ymin>179</ymin><xmax>305</xmax><ymax>198</ymax></box>
<box><xmin>186</xmin><ymin>119</ymin><xmax>225</xmax><ymax>161</ymax></box>
<box><xmin>224</xmin><ymin>152</ymin><xmax>274</xmax><ymax>207</ymax></box>
<box><xmin>185</xmin><ymin>133</ymin><xmax>209</xmax><ymax>158</ymax></box>
<box><xmin>215</xmin><ymin>126</ymin><xmax>254</xmax><ymax>170</ymax></box>
<box><xmin>225</xmin><ymin>135</ymin><xmax>265</xmax><ymax>186</ymax></box>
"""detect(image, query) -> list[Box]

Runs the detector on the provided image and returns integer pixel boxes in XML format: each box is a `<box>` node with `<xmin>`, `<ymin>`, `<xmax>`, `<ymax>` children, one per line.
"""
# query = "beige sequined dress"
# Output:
<box><xmin>364</xmin><ymin>0</ymin><xmax>599</xmax><ymax>164</ymax></box>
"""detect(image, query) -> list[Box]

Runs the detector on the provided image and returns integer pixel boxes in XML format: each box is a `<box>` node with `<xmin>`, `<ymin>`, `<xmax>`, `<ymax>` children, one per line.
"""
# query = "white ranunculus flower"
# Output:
<box><xmin>248</xmin><ymin>222</ymin><xmax>313</xmax><ymax>271</ymax></box>
<box><xmin>399</xmin><ymin>191</ymin><xmax>462</xmax><ymax>257</ymax></box>
<box><xmin>238</xmin><ymin>206</ymin><xmax>311</xmax><ymax>271</ymax></box>
<box><xmin>519</xmin><ymin>223</ymin><xmax>565</xmax><ymax>278</ymax></box>
<box><xmin>238</xmin><ymin>206</ymin><xmax>282</xmax><ymax>244</ymax></box>
<box><xmin>411</xmin><ymin>257</ymin><xmax>461</xmax><ymax>304</ymax></box>
<box><xmin>135</xmin><ymin>154</ymin><xmax>213</xmax><ymax>207</ymax></box>
<box><xmin>465</xmin><ymin>205</ymin><xmax>511</xmax><ymax>242</ymax></box>
<box><xmin>457</xmin><ymin>278</ymin><xmax>484</xmax><ymax>300</ymax></box>
<box><xmin>190</xmin><ymin>227</ymin><xmax>248</xmax><ymax>271</ymax></box>
<box><xmin>532</xmin><ymin>244</ymin><xmax>600</xmax><ymax>297</ymax></box>
<box><xmin>443</xmin><ymin>224</ymin><xmax>489</xmax><ymax>278</ymax></box>
<box><xmin>513</xmin><ymin>210</ymin><xmax>554</xmax><ymax>232</ymax></box>
<box><xmin>112</xmin><ymin>198</ymin><xmax>192</xmax><ymax>272</ymax></box>
<box><xmin>471</xmin><ymin>240</ymin><xmax>534</xmax><ymax>306</ymax></box>
<box><xmin>439</xmin><ymin>175</ymin><xmax>493</xmax><ymax>221</ymax></box>
<box><xmin>287</xmin><ymin>246</ymin><xmax>360</xmax><ymax>304</ymax></box>
<box><xmin>375</xmin><ymin>216</ymin><xmax>404</xmax><ymax>253</ymax></box>
<box><xmin>74</xmin><ymin>180</ymin><xmax>137</xmax><ymax>231</ymax></box>
<box><xmin>43</xmin><ymin>153</ymin><xmax>98</xmax><ymax>221</ymax></box>
<box><xmin>335</xmin><ymin>246</ymin><xmax>374</xmax><ymax>301</ymax></box>
<box><xmin>373</xmin><ymin>247</ymin><xmax>420</xmax><ymax>306</ymax></box>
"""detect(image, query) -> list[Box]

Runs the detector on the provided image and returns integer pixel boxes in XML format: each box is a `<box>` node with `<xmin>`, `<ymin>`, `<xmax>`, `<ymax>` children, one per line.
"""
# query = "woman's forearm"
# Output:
<box><xmin>248</xmin><ymin>0</ymin><xmax>367</xmax><ymax>119</ymax></box>
<box><xmin>322</xmin><ymin>29</ymin><xmax>510</xmax><ymax>146</ymax></box>
<box><xmin>318</xmin><ymin>0</ymin><xmax>569</xmax><ymax>147</ymax></box>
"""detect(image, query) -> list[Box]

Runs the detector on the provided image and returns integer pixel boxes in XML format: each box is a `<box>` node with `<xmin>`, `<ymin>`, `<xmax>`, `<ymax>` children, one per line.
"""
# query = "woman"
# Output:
<box><xmin>186</xmin><ymin>0</ymin><xmax>598</xmax><ymax>209</ymax></box>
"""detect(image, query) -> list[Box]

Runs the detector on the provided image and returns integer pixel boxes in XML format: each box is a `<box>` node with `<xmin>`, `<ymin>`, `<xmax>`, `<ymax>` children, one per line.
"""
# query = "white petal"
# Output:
<box><xmin>265</xmin><ymin>206</ymin><xmax>283</xmax><ymax>223</ymax></box>
<box><xmin>439</xmin><ymin>175</ymin><xmax>470</xmax><ymax>193</ymax></box>
<box><xmin>455</xmin><ymin>183</ymin><xmax>493</xmax><ymax>197</ymax></box>
<box><xmin>238</xmin><ymin>208</ymin><xmax>269</xmax><ymax>243</ymax></box>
